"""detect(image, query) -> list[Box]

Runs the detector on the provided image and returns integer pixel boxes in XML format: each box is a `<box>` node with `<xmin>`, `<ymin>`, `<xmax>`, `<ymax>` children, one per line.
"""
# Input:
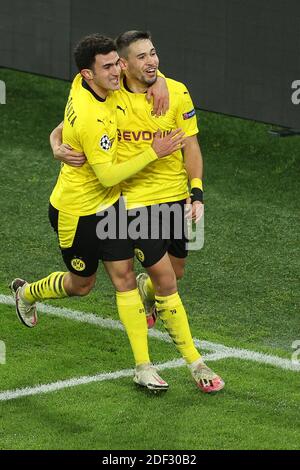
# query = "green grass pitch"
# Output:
<box><xmin>0</xmin><ymin>68</ymin><xmax>299</xmax><ymax>450</ymax></box>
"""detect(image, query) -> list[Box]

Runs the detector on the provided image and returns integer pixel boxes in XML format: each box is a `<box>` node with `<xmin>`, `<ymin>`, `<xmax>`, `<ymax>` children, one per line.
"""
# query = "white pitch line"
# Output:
<box><xmin>0</xmin><ymin>352</ymin><xmax>226</xmax><ymax>402</ymax></box>
<box><xmin>0</xmin><ymin>294</ymin><xmax>299</xmax><ymax>372</ymax></box>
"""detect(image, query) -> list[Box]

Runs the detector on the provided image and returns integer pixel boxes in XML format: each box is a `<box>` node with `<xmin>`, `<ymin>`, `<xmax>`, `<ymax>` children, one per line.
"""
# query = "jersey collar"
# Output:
<box><xmin>123</xmin><ymin>76</ymin><xmax>134</xmax><ymax>93</ymax></box>
<box><xmin>82</xmin><ymin>79</ymin><xmax>106</xmax><ymax>102</ymax></box>
<box><xmin>123</xmin><ymin>76</ymin><xmax>147</xmax><ymax>95</ymax></box>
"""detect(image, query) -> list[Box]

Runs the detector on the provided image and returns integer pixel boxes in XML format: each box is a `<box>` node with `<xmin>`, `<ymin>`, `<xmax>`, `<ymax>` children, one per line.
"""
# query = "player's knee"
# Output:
<box><xmin>112</xmin><ymin>270</ymin><xmax>136</xmax><ymax>292</ymax></box>
<box><xmin>175</xmin><ymin>266</ymin><xmax>185</xmax><ymax>280</ymax></box>
<box><xmin>171</xmin><ymin>258</ymin><xmax>186</xmax><ymax>280</ymax></box>
<box><xmin>154</xmin><ymin>271</ymin><xmax>177</xmax><ymax>296</ymax></box>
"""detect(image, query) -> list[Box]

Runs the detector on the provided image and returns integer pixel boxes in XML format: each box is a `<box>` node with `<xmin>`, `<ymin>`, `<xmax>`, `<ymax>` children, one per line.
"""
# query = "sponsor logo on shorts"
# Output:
<box><xmin>71</xmin><ymin>258</ymin><xmax>86</xmax><ymax>272</ymax></box>
<box><xmin>134</xmin><ymin>248</ymin><xmax>145</xmax><ymax>263</ymax></box>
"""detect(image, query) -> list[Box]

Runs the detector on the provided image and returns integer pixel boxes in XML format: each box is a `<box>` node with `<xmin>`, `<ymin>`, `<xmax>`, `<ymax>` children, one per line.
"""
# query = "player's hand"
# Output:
<box><xmin>147</xmin><ymin>76</ymin><xmax>170</xmax><ymax>117</ymax></box>
<box><xmin>185</xmin><ymin>197</ymin><xmax>204</xmax><ymax>223</ymax></box>
<box><xmin>152</xmin><ymin>129</ymin><xmax>185</xmax><ymax>158</ymax></box>
<box><xmin>53</xmin><ymin>144</ymin><xmax>86</xmax><ymax>167</ymax></box>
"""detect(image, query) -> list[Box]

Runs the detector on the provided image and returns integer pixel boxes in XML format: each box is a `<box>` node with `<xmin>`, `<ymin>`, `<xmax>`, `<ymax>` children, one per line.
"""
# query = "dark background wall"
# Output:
<box><xmin>1</xmin><ymin>0</ymin><xmax>299</xmax><ymax>127</ymax></box>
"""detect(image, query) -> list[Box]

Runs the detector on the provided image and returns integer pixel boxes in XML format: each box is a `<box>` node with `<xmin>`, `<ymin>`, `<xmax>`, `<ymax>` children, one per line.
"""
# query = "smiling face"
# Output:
<box><xmin>121</xmin><ymin>39</ymin><xmax>159</xmax><ymax>86</ymax></box>
<box><xmin>81</xmin><ymin>51</ymin><xmax>121</xmax><ymax>96</ymax></box>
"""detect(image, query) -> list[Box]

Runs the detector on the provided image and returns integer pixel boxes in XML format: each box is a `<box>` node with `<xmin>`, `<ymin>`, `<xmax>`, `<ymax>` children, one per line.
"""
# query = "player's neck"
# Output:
<box><xmin>87</xmin><ymin>80</ymin><xmax>108</xmax><ymax>100</ymax></box>
<box><xmin>124</xmin><ymin>76</ymin><xmax>148</xmax><ymax>94</ymax></box>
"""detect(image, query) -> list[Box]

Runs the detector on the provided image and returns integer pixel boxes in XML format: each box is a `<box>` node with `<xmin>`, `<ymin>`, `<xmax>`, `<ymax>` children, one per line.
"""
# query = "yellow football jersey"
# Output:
<box><xmin>115</xmin><ymin>77</ymin><xmax>199</xmax><ymax>209</ymax></box>
<box><xmin>50</xmin><ymin>74</ymin><xmax>120</xmax><ymax>216</ymax></box>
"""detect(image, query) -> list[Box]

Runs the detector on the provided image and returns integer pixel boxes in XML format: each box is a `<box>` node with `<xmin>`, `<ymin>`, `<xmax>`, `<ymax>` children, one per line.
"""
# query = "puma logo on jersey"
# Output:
<box><xmin>98</xmin><ymin>118</ymin><xmax>115</xmax><ymax>126</ymax></box>
<box><xmin>117</xmin><ymin>105</ymin><xmax>127</xmax><ymax>115</ymax></box>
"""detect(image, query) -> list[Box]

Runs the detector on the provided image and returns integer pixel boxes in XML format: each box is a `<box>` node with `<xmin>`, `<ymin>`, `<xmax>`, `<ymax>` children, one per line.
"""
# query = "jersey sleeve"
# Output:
<box><xmin>78</xmin><ymin>119</ymin><xmax>116</xmax><ymax>166</ymax></box>
<box><xmin>91</xmin><ymin>147</ymin><xmax>157</xmax><ymax>188</ymax></box>
<box><xmin>175</xmin><ymin>84</ymin><xmax>199</xmax><ymax>137</ymax></box>
<box><xmin>157</xmin><ymin>69</ymin><xmax>165</xmax><ymax>78</ymax></box>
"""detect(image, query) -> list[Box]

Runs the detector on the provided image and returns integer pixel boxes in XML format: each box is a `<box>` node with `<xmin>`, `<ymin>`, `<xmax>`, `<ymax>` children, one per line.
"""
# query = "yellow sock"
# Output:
<box><xmin>144</xmin><ymin>275</ymin><xmax>155</xmax><ymax>301</ymax></box>
<box><xmin>116</xmin><ymin>289</ymin><xmax>150</xmax><ymax>366</ymax></box>
<box><xmin>155</xmin><ymin>292</ymin><xmax>201</xmax><ymax>364</ymax></box>
<box><xmin>23</xmin><ymin>272</ymin><xmax>68</xmax><ymax>303</ymax></box>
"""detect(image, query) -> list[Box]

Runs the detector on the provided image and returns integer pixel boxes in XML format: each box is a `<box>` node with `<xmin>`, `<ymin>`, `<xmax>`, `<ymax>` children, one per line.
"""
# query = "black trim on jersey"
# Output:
<box><xmin>123</xmin><ymin>77</ymin><xmax>134</xmax><ymax>93</ymax></box>
<box><xmin>123</xmin><ymin>77</ymin><xmax>147</xmax><ymax>94</ymax></box>
<box><xmin>82</xmin><ymin>79</ymin><xmax>106</xmax><ymax>102</ymax></box>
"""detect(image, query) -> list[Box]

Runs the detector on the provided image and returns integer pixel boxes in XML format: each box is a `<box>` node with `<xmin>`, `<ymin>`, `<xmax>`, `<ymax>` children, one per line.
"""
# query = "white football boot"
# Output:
<box><xmin>10</xmin><ymin>278</ymin><xmax>37</xmax><ymax>328</ymax></box>
<box><xmin>190</xmin><ymin>360</ymin><xmax>225</xmax><ymax>393</ymax></box>
<box><xmin>133</xmin><ymin>364</ymin><xmax>169</xmax><ymax>391</ymax></box>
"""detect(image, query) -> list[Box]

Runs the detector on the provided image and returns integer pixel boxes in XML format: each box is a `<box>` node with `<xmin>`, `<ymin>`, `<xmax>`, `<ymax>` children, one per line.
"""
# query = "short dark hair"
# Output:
<box><xmin>116</xmin><ymin>30</ymin><xmax>152</xmax><ymax>58</ymax></box>
<box><xmin>74</xmin><ymin>34</ymin><xmax>116</xmax><ymax>71</ymax></box>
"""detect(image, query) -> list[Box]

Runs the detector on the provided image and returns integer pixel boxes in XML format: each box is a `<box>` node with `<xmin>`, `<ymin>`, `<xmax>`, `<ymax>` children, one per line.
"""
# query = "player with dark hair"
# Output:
<box><xmin>11</xmin><ymin>33</ymin><xmax>184</xmax><ymax>391</ymax></box>
<box><xmin>51</xmin><ymin>31</ymin><xmax>224</xmax><ymax>393</ymax></box>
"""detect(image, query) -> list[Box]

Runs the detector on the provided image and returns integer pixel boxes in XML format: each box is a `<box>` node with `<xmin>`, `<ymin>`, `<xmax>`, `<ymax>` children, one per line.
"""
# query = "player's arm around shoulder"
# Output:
<box><xmin>50</xmin><ymin>120</ymin><xmax>87</xmax><ymax>167</ymax></box>
<box><xmin>92</xmin><ymin>128</ymin><xmax>185</xmax><ymax>188</ymax></box>
<box><xmin>146</xmin><ymin>72</ymin><xmax>170</xmax><ymax>116</ymax></box>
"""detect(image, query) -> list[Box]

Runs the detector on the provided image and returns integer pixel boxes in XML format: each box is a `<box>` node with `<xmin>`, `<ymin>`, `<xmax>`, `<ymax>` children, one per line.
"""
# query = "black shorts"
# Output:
<box><xmin>49</xmin><ymin>199</ymin><xmax>133</xmax><ymax>277</ymax></box>
<box><xmin>127</xmin><ymin>199</ymin><xmax>189</xmax><ymax>268</ymax></box>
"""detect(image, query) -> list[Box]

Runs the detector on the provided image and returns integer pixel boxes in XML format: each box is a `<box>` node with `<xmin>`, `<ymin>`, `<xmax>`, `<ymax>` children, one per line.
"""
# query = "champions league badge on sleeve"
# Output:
<box><xmin>100</xmin><ymin>134</ymin><xmax>112</xmax><ymax>150</ymax></box>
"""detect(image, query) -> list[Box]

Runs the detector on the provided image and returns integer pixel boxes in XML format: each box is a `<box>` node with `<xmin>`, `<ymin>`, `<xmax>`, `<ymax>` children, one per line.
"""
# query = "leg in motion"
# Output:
<box><xmin>10</xmin><ymin>272</ymin><xmax>96</xmax><ymax>328</ymax></box>
<box><xmin>147</xmin><ymin>254</ymin><xmax>224</xmax><ymax>393</ymax></box>
<box><xmin>104</xmin><ymin>259</ymin><xmax>168</xmax><ymax>391</ymax></box>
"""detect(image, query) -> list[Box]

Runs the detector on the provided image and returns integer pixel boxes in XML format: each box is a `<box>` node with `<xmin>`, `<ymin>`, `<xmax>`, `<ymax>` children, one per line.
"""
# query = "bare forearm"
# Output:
<box><xmin>185</xmin><ymin>153</ymin><xmax>203</xmax><ymax>181</ymax></box>
<box><xmin>183</xmin><ymin>136</ymin><xmax>203</xmax><ymax>182</ymax></box>
<box><xmin>50</xmin><ymin>121</ymin><xmax>86</xmax><ymax>166</ymax></box>
<box><xmin>50</xmin><ymin>121</ymin><xmax>63</xmax><ymax>152</ymax></box>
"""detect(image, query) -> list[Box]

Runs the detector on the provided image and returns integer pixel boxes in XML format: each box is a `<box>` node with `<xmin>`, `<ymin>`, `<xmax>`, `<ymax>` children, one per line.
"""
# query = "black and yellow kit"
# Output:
<box><xmin>115</xmin><ymin>77</ymin><xmax>199</xmax><ymax>266</ymax></box>
<box><xmin>49</xmin><ymin>74</ymin><xmax>129</xmax><ymax>275</ymax></box>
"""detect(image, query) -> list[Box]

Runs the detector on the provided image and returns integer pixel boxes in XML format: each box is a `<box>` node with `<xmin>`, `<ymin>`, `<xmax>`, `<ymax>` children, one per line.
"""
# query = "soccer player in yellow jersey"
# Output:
<box><xmin>10</xmin><ymin>34</ymin><xmax>185</xmax><ymax>391</ymax></box>
<box><xmin>51</xmin><ymin>32</ymin><xmax>225</xmax><ymax>393</ymax></box>
<box><xmin>116</xmin><ymin>31</ymin><xmax>224</xmax><ymax>393</ymax></box>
